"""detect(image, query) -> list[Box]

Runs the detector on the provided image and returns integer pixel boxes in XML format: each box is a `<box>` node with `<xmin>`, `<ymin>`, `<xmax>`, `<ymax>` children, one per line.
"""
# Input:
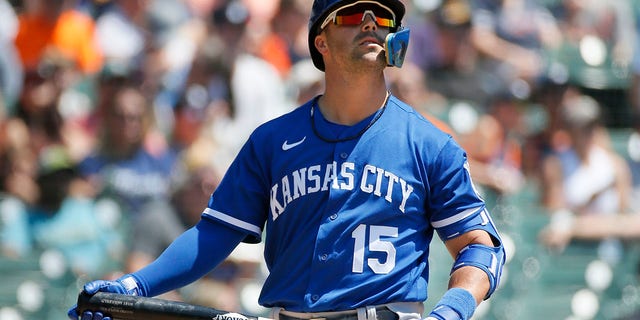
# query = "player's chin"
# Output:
<box><xmin>357</xmin><ymin>58</ymin><xmax>386</xmax><ymax>71</ymax></box>
<box><xmin>363</xmin><ymin>50</ymin><xmax>386</xmax><ymax>65</ymax></box>
<box><xmin>349</xmin><ymin>51</ymin><xmax>386</xmax><ymax>70</ymax></box>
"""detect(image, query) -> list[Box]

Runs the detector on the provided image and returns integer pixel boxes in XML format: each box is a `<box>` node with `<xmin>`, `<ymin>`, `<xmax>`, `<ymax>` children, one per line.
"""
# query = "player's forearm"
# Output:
<box><xmin>423</xmin><ymin>267</ymin><xmax>491</xmax><ymax>320</ymax></box>
<box><xmin>134</xmin><ymin>217</ymin><xmax>247</xmax><ymax>297</ymax></box>
<box><xmin>429</xmin><ymin>228</ymin><xmax>503</xmax><ymax>320</ymax></box>
<box><xmin>447</xmin><ymin>266</ymin><xmax>491</xmax><ymax>305</ymax></box>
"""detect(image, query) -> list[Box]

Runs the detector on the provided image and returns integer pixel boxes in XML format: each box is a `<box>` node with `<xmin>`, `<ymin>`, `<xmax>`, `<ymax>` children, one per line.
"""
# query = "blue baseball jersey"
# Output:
<box><xmin>203</xmin><ymin>94</ymin><xmax>497</xmax><ymax>312</ymax></box>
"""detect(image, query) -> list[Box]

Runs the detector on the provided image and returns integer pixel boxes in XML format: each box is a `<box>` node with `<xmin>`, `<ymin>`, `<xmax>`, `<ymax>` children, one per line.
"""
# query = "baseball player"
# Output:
<box><xmin>69</xmin><ymin>1</ymin><xmax>505</xmax><ymax>320</ymax></box>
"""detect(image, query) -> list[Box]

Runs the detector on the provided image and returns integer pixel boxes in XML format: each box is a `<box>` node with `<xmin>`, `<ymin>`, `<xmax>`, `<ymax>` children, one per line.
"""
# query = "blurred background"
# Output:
<box><xmin>1</xmin><ymin>0</ymin><xmax>640</xmax><ymax>319</ymax></box>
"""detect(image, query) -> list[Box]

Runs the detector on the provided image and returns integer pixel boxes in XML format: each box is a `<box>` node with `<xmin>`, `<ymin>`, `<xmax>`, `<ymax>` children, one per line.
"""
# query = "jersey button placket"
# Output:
<box><xmin>329</xmin><ymin>147</ymin><xmax>347</xmax><ymax>223</ymax></box>
<box><xmin>305</xmin><ymin>142</ymin><xmax>351</xmax><ymax>308</ymax></box>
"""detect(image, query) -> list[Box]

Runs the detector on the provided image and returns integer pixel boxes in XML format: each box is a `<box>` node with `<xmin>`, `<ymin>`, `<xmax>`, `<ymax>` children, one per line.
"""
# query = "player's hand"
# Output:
<box><xmin>67</xmin><ymin>275</ymin><xmax>141</xmax><ymax>319</ymax></box>
<box><xmin>67</xmin><ymin>309</ymin><xmax>111</xmax><ymax>320</ymax></box>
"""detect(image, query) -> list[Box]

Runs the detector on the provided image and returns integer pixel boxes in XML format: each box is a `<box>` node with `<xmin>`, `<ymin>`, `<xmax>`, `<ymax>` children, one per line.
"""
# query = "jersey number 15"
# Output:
<box><xmin>351</xmin><ymin>224</ymin><xmax>398</xmax><ymax>274</ymax></box>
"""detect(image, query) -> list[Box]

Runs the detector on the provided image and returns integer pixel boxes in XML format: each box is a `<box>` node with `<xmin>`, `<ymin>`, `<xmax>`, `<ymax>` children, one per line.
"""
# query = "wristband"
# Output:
<box><xmin>427</xmin><ymin>288</ymin><xmax>476</xmax><ymax>320</ymax></box>
<box><xmin>120</xmin><ymin>274</ymin><xmax>146</xmax><ymax>296</ymax></box>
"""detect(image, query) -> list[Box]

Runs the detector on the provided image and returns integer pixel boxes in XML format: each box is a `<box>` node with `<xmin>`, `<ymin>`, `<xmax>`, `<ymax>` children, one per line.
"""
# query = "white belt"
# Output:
<box><xmin>271</xmin><ymin>302</ymin><xmax>423</xmax><ymax>320</ymax></box>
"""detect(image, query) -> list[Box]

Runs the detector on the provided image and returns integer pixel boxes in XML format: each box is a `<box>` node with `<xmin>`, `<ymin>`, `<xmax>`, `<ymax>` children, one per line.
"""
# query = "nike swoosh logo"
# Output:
<box><xmin>282</xmin><ymin>136</ymin><xmax>306</xmax><ymax>151</ymax></box>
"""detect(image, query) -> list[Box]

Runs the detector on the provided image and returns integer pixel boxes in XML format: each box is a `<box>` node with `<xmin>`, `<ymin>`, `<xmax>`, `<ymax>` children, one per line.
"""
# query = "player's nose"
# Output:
<box><xmin>361</xmin><ymin>14</ymin><xmax>377</xmax><ymax>31</ymax></box>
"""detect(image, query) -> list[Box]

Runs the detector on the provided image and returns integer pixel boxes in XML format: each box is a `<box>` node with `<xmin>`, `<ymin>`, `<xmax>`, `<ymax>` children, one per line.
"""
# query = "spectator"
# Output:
<box><xmin>201</xmin><ymin>1</ymin><xmax>291</xmax><ymax>170</ymax></box>
<box><xmin>519</xmin><ymin>81</ymin><xmax>570</xmax><ymax>179</ymax></box>
<box><xmin>171</xmin><ymin>33</ymin><xmax>233</xmax><ymax>148</ymax></box>
<box><xmin>76</xmin><ymin>85</ymin><xmax>184</xmax><ymax>275</ymax></box>
<box><xmin>272</xmin><ymin>0</ymin><xmax>314</xmax><ymax>65</ymax></box>
<box><xmin>0</xmin><ymin>115</ymin><xmax>38</xmax><ymax>258</ymax></box>
<box><xmin>539</xmin><ymin>92</ymin><xmax>632</xmax><ymax>251</ymax></box>
<box><xmin>173</xmin><ymin>73</ymin><xmax>270</xmax><ymax>309</ymax></box>
<box><xmin>243</xmin><ymin>0</ymin><xmax>293</xmax><ymax>78</ymax></box>
<box><xmin>387</xmin><ymin>62</ymin><xmax>524</xmax><ymax>198</ymax></box>
<box><xmin>385</xmin><ymin>61</ymin><xmax>451</xmax><ymax>133</ymax></box>
<box><xmin>0</xmin><ymin>0</ymin><xmax>23</xmax><ymax>115</ymax></box>
<box><xmin>27</xmin><ymin>164</ymin><xmax>124</xmax><ymax>277</ymax></box>
<box><xmin>459</xmin><ymin>93</ymin><xmax>525</xmax><ymax>196</ymax></box>
<box><xmin>286</xmin><ymin>58</ymin><xmax>325</xmax><ymax>106</ymax></box>
<box><xmin>550</xmin><ymin>0</ymin><xmax>636</xmax><ymax>127</ymax></box>
<box><xmin>468</xmin><ymin>0</ymin><xmax>563</xmax><ymax>101</ymax></box>
<box><xmin>170</xmin><ymin>145</ymin><xmax>243</xmax><ymax>311</ymax></box>
<box><xmin>554</xmin><ymin>0</ymin><xmax>636</xmax><ymax>69</ymax></box>
<box><xmin>14</xmin><ymin>0</ymin><xmax>103</xmax><ymax>75</ymax></box>
<box><xmin>13</xmin><ymin>51</ymin><xmax>96</xmax><ymax>168</ymax></box>
<box><xmin>145</xmin><ymin>0</ymin><xmax>209</xmax><ymax>136</ymax></box>
<box><xmin>407</xmin><ymin>0</ymin><xmax>484</xmax><ymax>104</ymax></box>
<box><xmin>92</xmin><ymin>0</ymin><xmax>149</xmax><ymax>76</ymax></box>
<box><xmin>0</xmin><ymin>105</ymin><xmax>122</xmax><ymax>278</ymax></box>
<box><xmin>170</xmin><ymin>31</ymin><xmax>236</xmax><ymax>176</ymax></box>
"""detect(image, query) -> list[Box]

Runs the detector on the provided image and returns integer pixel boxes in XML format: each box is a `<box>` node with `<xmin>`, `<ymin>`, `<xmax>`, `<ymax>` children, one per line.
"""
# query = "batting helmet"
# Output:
<box><xmin>308</xmin><ymin>0</ymin><xmax>406</xmax><ymax>71</ymax></box>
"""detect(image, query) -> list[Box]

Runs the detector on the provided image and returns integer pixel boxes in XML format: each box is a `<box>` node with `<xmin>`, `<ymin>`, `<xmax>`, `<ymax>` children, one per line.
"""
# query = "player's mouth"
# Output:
<box><xmin>357</xmin><ymin>33</ymin><xmax>384</xmax><ymax>47</ymax></box>
<box><xmin>360</xmin><ymin>38</ymin><xmax>382</xmax><ymax>47</ymax></box>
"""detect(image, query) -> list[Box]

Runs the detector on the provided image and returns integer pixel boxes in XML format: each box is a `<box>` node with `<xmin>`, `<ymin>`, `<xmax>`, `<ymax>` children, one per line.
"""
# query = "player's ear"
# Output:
<box><xmin>315</xmin><ymin>34</ymin><xmax>328</xmax><ymax>54</ymax></box>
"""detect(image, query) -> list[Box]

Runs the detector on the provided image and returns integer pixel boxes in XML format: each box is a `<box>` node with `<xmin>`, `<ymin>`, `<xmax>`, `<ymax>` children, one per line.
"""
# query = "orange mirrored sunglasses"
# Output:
<box><xmin>320</xmin><ymin>1</ymin><xmax>396</xmax><ymax>30</ymax></box>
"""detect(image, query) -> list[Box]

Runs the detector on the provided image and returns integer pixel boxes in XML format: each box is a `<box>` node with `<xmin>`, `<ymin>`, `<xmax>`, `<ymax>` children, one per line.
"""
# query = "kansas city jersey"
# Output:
<box><xmin>203</xmin><ymin>94</ymin><xmax>497</xmax><ymax>312</ymax></box>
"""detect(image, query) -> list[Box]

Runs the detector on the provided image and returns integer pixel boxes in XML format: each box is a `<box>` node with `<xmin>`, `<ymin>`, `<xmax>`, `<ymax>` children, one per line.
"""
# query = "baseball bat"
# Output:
<box><xmin>77</xmin><ymin>292</ymin><xmax>270</xmax><ymax>320</ymax></box>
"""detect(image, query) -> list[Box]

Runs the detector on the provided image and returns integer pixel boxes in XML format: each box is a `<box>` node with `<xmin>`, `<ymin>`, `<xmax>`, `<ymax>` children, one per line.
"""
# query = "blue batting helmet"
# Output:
<box><xmin>308</xmin><ymin>0</ymin><xmax>406</xmax><ymax>71</ymax></box>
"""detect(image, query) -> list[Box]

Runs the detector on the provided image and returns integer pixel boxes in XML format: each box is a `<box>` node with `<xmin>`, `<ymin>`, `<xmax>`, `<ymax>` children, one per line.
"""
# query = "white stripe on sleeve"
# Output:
<box><xmin>203</xmin><ymin>208</ymin><xmax>263</xmax><ymax>236</ymax></box>
<box><xmin>431</xmin><ymin>207</ymin><xmax>482</xmax><ymax>228</ymax></box>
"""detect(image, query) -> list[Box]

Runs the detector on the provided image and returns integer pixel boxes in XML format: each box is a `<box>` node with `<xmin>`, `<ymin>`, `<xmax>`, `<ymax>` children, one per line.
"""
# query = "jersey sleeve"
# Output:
<box><xmin>427</xmin><ymin>138</ymin><xmax>499</xmax><ymax>242</ymax></box>
<box><xmin>203</xmin><ymin>133</ymin><xmax>271</xmax><ymax>243</ymax></box>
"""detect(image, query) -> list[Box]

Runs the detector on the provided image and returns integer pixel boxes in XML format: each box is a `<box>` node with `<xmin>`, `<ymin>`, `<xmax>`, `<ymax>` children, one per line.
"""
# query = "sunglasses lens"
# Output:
<box><xmin>335</xmin><ymin>14</ymin><xmax>395</xmax><ymax>27</ymax></box>
<box><xmin>334</xmin><ymin>3</ymin><xmax>395</xmax><ymax>27</ymax></box>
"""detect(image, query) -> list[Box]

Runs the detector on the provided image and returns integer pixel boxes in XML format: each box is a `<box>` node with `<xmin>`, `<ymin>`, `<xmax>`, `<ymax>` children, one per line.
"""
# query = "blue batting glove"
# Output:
<box><xmin>82</xmin><ymin>276</ymin><xmax>141</xmax><ymax>296</ymax></box>
<box><xmin>80</xmin><ymin>310</ymin><xmax>110</xmax><ymax>320</ymax></box>
<box><xmin>67</xmin><ymin>306</ymin><xmax>112</xmax><ymax>320</ymax></box>
<box><xmin>67</xmin><ymin>275</ymin><xmax>141</xmax><ymax>319</ymax></box>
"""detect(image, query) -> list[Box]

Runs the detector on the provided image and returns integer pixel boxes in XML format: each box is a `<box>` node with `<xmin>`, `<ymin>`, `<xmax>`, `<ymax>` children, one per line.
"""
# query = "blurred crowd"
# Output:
<box><xmin>2</xmin><ymin>0</ymin><xmax>640</xmax><ymax>318</ymax></box>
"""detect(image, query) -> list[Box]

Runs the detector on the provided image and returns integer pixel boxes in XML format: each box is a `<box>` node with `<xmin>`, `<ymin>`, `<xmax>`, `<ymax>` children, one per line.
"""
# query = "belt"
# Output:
<box><xmin>278</xmin><ymin>307</ymin><xmax>399</xmax><ymax>320</ymax></box>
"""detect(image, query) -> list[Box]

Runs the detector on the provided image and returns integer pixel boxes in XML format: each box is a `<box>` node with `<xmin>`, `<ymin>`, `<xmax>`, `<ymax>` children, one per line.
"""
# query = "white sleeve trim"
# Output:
<box><xmin>203</xmin><ymin>208</ymin><xmax>263</xmax><ymax>236</ymax></box>
<box><xmin>431</xmin><ymin>207</ymin><xmax>482</xmax><ymax>228</ymax></box>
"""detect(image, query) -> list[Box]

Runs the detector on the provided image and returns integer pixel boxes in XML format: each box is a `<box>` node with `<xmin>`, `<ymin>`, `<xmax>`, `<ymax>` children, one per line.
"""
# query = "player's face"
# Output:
<box><xmin>319</xmin><ymin>2</ymin><xmax>393</xmax><ymax>72</ymax></box>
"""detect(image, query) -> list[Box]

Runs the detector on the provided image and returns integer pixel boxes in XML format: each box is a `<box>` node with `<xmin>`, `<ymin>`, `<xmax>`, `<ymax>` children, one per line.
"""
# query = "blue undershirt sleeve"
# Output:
<box><xmin>133</xmin><ymin>217</ymin><xmax>249</xmax><ymax>297</ymax></box>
